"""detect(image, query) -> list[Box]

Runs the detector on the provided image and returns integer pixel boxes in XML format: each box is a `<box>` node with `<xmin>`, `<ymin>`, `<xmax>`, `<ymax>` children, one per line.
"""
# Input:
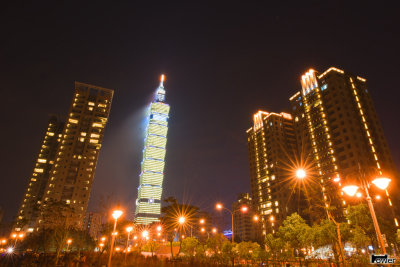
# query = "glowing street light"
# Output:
<box><xmin>178</xmin><ymin>216</ymin><xmax>186</xmax><ymax>224</ymax></box>
<box><xmin>215</xmin><ymin>202</ymin><xmax>248</xmax><ymax>243</ymax></box>
<box><xmin>125</xmin><ymin>226</ymin><xmax>133</xmax><ymax>264</ymax></box>
<box><xmin>142</xmin><ymin>230</ymin><xmax>149</xmax><ymax>238</ymax></box>
<box><xmin>296</xmin><ymin>169</ymin><xmax>306</xmax><ymax>179</ymax></box>
<box><xmin>156</xmin><ymin>225</ymin><xmax>162</xmax><ymax>232</ymax></box>
<box><xmin>342</xmin><ymin>177</ymin><xmax>392</xmax><ymax>254</ymax></box>
<box><xmin>199</xmin><ymin>219</ymin><xmax>205</xmax><ymax>224</ymax></box>
<box><xmin>108</xmin><ymin>208</ymin><xmax>123</xmax><ymax>267</ymax></box>
<box><xmin>371</xmin><ymin>177</ymin><xmax>391</xmax><ymax>190</ymax></box>
<box><xmin>66</xmin><ymin>239</ymin><xmax>72</xmax><ymax>252</ymax></box>
<box><xmin>212</xmin><ymin>228</ymin><xmax>217</xmax><ymax>234</ymax></box>
<box><xmin>342</xmin><ymin>185</ymin><xmax>359</xmax><ymax>197</ymax></box>
<box><xmin>253</xmin><ymin>215</ymin><xmax>259</xmax><ymax>222</ymax></box>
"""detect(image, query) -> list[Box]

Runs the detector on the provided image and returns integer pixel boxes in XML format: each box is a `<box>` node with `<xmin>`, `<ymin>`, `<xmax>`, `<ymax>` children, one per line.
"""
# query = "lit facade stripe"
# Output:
<box><xmin>135</xmin><ymin>75</ymin><xmax>170</xmax><ymax>225</ymax></box>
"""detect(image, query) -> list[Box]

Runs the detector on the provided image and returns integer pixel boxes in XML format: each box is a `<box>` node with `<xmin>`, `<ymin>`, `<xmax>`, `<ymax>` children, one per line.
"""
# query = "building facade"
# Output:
<box><xmin>290</xmin><ymin>67</ymin><xmax>398</xmax><ymax>225</ymax></box>
<box><xmin>135</xmin><ymin>75</ymin><xmax>170</xmax><ymax>225</ymax></box>
<box><xmin>232</xmin><ymin>193</ymin><xmax>260</xmax><ymax>242</ymax></box>
<box><xmin>39</xmin><ymin>82</ymin><xmax>114</xmax><ymax>228</ymax></box>
<box><xmin>14</xmin><ymin>116</ymin><xmax>64</xmax><ymax>231</ymax></box>
<box><xmin>83</xmin><ymin>212</ymin><xmax>103</xmax><ymax>239</ymax></box>
<box><xmin>246</xmin><ymin>111</ymin><xmax>298</xmax><ymax>234</ymax></box>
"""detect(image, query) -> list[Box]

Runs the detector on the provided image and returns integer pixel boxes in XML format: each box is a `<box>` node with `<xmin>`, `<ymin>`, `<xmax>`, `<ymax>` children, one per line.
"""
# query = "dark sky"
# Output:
<box><xmin>1</xmin><ymin>1</ymin><xmax>399</xmax><ymax>222</ymax></box>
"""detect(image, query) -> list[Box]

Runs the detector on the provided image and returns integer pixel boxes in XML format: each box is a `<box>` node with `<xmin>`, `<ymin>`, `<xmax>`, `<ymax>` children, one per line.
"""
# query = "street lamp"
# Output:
<box><xmin>296</xmin><ymin>169</ymin><xmax>306</xmax><ymax>179</ymax></box>
<box><xmin>108</xmin><ymin>208</ymin><xmax>123</xmax><ymax>267</ymax></box>
<box><xmin>125</xmin><ymin>226</ymin><xmax>133</xmax><ymax>264</ymax></box>
<box><xmin>142</xmin><ymin>230</ymin><xmax>149</xmax><ymax>239</ymax></box>
<box><xmin>342</xmin><ymin>177</ymin><xmax>391</xmax><ymax>254</ymax></box>
<box><xmin>216</xmin><ymin>203</ymin><xmax>248</xmax><ymax>243</ymax></box>
<box><xmin>66</xmin><ymin>239</ymin><xmax>72</xmax><ymax>252</ymax></box>
<box><xmin>178</xmin><ymin>216</ymin><xmax>185</xmax><ymax>224</ymax></box>
<box><xmin>295</xmin><ymin>168</ymin><xmax>346</xmax><ymax>264</ymax></box>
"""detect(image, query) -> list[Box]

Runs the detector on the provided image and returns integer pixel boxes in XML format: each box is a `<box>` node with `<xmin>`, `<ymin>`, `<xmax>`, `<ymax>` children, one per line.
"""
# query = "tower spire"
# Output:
<box><xmin>160</xmin><ymin>74</ymin><xmax>165</xmax><ymax>88</ymax></box>
<box><xmin>155</xmin><ymin>74</ymin><xmax>166</xmax><ymax>102</ymax></box>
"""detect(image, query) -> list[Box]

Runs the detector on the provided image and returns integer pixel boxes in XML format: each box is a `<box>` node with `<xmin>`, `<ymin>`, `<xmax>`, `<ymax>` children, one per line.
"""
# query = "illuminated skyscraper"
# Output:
<box><xmin>290</xmin><ymin>67</ymin><xmax>398</xmax><ymax>225</ymax></box>
<box><xmin>247</xmin><ymin>111</ymin><xmax>299</xmax><ymax>234</ymax></box>
<box><xmin>40</xmin><ymin>82</ymin><xmax>114</xmax><ymax>228</ymax></box>
<box><xmin>14</xmin><ymin>115</ymin><xmax>64</xmax><ymax>231</ymax></box>
<box><xmin>135</xmin><ymin>75</ymin><xmax>170</xmax><ymax>225</ymax></box>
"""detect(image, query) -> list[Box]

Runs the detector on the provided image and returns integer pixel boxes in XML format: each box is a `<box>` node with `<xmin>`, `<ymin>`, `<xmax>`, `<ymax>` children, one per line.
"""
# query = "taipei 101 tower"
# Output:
<box><xmin>135</xmin><ymin>75</ymin><xmax>170</xmax><ymax>224</ymax></box>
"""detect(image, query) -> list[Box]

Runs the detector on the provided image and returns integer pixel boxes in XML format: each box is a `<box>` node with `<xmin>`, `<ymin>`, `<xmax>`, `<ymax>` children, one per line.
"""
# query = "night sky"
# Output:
<box><xmin>1</xmin><ymin>2</ymin><xmax>399</xmax><ymax>222</ymax></box>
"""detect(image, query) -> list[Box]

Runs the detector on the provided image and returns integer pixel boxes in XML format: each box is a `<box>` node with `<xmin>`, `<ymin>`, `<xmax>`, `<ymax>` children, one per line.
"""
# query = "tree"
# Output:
<box><xmin>221</xmin><ymin>240</ymin><xmax>236</xmax><ymax>265</ymax></box>
<box><xmin>142</xmin><ymin>240</ymin><xmax>160</xmax><ymax>256</ymax></box>
<box><xmin>277</xmin><ymin>212</ymin><xmax>311</xmax><ymax>257</ymax></box>
<box><xmin>159</xmin><ymin>197</ymin><xmax>200</xmax><ymax>258</ymax></box>
<box><xmin>181</xmin><ymin>237</ymin><xmax>199</xmax><ymax>257</ymax></box>
<box><xmin>235</xmin><ymin>241</ymin><xmax>260</xmax><ymax>264</ymax></box>
<box><xmin>206</xmin><ymin>233</ymin><xmax>227</xmax><ymax>254</ymax></box>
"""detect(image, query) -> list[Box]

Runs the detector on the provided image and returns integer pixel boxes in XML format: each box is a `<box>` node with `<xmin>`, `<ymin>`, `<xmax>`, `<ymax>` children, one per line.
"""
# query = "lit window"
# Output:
<box><xmin>92</xmin><ymin>123</ymin><xmax>103</xmax><ymax>128</ymax></box>
<box><xmin>34</xmin><ymin>168</ymin><xmax>44</xmax><ymax>173</ymax></box>
<box><xmin>69</xmin><ymin>118</ymin><xmax>78</xmax><ymax>124</ymax></box>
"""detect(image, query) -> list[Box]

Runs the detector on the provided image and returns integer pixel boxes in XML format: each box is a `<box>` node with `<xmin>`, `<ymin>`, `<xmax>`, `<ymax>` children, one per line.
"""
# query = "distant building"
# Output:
<box><xmin>14</xmin><ymin>115</ymin><xmax>64</xmax><ymax>231</ymax></box>
<box><xmin>246</xmin><ymin>111</ymin><xmax>299</xmax><ymax>234</ymax></box>
<box><xmin>83</xmin><ymin>212</ymin><xmax>103</xmax><ymax>239</ymax></box>
<box><xmin>232</xmin><ymin>193</ymin><xmax>260</xmax><ymax>242</ymax></box>
<box><xmin>135</xmin><ymin>75</ymin><xmax>170</xmax><ymax>225</ymax></box>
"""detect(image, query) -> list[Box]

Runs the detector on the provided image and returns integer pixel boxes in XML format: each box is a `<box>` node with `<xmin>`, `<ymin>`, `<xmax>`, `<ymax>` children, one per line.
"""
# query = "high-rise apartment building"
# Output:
<box><xmin>14</xmin><ymin>116</ymin><xmax>64</xmax><ymax>231</ymax></box>
<box><xmin>246</xmin><ymin>111</ymin><xmax>298</xmax><ymax>234</ymax></box>
<box><xmin>290</xmin><ymin>67</ymin><xmax>398</xmax><ymax>225</ymax></box>
<box><xmin>232</xmin><ymin>193</ymin><xmax>260</xmax><ymax>242</ymax></box>
<box><xmin>83</xmin><ymin>212</ymin><xmax>103</xmax><ymax>239</ymax></box>
<box><xmin>39</xmin><ymin>82</ymin><xmax>113</xmax><ymax>228</ymax></box>
<box><xmin>135</xmin><ymin>75</ymin><xmax>170</xmax><ymax>225</ymax></box>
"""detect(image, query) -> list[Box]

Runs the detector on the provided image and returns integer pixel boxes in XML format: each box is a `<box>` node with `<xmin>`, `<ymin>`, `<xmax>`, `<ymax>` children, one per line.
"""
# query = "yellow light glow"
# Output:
<box><xmin>371</xmin><ymin>177</ymin><xmax>391</xmax><ymax>190</ymax></box>
<box><xmin>142</xmin><ymin>230</ymin><xmax>149</xmax><ymax>238</ymax></box>
<box><xmin>241</xmin><ymin>206</ymin><xmax>248</xmax><ymax>213</ymax></box>
<box><xmin>161</xmin><ymin>74</ymin><xmax>165</xmax><ymax>82</ymax></box>
<box><xmin>216</xmin><ymin>203</ymin><xmax>223</xmax><ymax>210</ymax></box>
<box><xmin>126</xmin><ymin>226</ymin><xmax>133</xmax><ymax>233</ymax></box>
<box><xmin>296</xmin><ymin>169</ymin><xmax>306</xmax><ymax>179</ymax></box>
<box><xmin>199</xmin><ymin>219</ymin><xmax>205</xmax><ymax>224</ymax></box>
<box><xmin>156</xmin><ymin>226</ymin><xmax>162</xmax><ymax>232</ymax></box>
<box><xmin>178</xmin><ymin>217</ymin><xmax>185</xmax><ymax>224</ymax></box>
<box><xmin>342</xmin><ymin>185</ymin><xmax>359</xmax><ymax>197</ymax></box>
<box><xmin>67</xmin><ymin>239</ymin><xmax>72</xmax><ymax>244</ymax></box>
<box><xmin>112</xmin><ymin>210</ymin><xmax>123</xmax><ymax>220</ymax></box>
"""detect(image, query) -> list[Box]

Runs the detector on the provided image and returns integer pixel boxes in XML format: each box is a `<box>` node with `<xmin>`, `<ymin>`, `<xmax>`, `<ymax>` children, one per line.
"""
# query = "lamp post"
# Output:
<box><xmin>124</xmin><ymin>226</ymin><xmax>133</xmax><ymax>264</ymax></box>
<box><xmin>216</xmin><ymin>203</ymin><xmax>248</xmax><ymax>243</ymax></box>
<box><xmin>108</xmin><ymin>209</ymin><xmax>123</xmax><ymax>267</ymax></box>
<box><xmin>66</xmin><ymin>239</ymin><xmax>72</xmax><ymax>252</ymax></box>
<box><xmin>342</xmin><ymin>177</ymin><xmax>391</xmax><ymax>254</ymax></box>
<box><xmin>295</xmin><ymin>168</ymin><xmax>346</xmax><ymax>264</ymax></box>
